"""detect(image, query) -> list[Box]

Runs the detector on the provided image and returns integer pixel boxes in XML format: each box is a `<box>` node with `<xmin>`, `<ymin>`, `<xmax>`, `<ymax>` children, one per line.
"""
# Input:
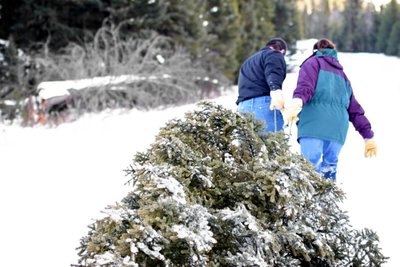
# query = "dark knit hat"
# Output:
<box><xmin>266</xmin><ymin>38</ymin><xmax>287</xmax><ymax>51</ymax></box>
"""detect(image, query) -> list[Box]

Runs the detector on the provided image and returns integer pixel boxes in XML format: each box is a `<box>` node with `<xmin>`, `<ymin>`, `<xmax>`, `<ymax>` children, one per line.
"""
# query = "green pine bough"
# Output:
<box><xmin>75</xmin><ymin>101</ymin><xmax>388</xmax><ymax>267</ymax></box>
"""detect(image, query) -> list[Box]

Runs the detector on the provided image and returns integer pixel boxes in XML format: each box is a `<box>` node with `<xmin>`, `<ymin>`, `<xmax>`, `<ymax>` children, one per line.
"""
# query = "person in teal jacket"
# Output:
<box><xmin>286</xmin><ymin>38</ymin><xmax>377</xmax><ymax>181</ymax></box>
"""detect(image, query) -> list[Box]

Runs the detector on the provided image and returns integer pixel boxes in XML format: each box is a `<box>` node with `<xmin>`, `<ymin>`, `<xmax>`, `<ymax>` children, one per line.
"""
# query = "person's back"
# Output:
<box><xmin>236</xmin><ymin>37</ymin><xmax>287</xmax><ymax>133</ymax></box>
<box><xmin>295</xmin><ymin>48</ymin><xmax>352</xmax><ymax>145</ymax></box>
<box><xmin>237</xmin><ymin>47</ymin><xmax>286</xmax><ymax>104</ymax></box>
<box><xmin>285</xmin><ymin>38</ymin><xmax>377</xmax><ymax>181</ymax></box>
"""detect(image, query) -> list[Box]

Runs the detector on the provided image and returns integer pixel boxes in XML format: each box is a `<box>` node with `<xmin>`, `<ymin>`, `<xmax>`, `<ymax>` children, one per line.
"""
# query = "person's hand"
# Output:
<box><xmin>285</xmin><ymin>98</ymin><xmax>303</xmax><ymax>123</ymax></box>
<box><xmin>364</xmin><ymin>138</ymin><xmax>377</xmax><ymax>157</ymax></box>
<box><xmin>270</xmin><ymin>90</ymin><xmax>285</xmax><ymax>110</ymax></box>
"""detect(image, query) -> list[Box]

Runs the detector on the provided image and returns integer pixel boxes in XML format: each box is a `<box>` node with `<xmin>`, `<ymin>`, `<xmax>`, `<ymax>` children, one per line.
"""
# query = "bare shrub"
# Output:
<box><xmin>33</xmin><ymin>21</ymin><xmax>229</xmax><ymax>117</ymax></box>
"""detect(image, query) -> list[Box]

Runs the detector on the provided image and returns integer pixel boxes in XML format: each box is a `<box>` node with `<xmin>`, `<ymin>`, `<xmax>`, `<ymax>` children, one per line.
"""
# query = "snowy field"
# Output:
<box><xmin>0</xmin><ymin>51</ymin><xmax>399</xmax><ymax>266</ymax></box>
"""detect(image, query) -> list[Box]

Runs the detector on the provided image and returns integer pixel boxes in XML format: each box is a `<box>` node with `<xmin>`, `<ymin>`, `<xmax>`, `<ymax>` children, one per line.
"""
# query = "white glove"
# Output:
<box><xmin>285</xmin><ymin>98</ymin><xmax>303</xmax><ymax>123</ymax></box>
<box><xmin>270</xmin><ymin>89</ymin><xmax>285</xmax><ymax>110</ymax></box>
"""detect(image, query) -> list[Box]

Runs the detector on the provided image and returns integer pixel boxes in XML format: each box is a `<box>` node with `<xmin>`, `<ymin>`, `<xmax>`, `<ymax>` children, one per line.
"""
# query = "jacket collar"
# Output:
<box><xmin>315</xmin><ymin>48</ymin><xmax>343</xmax><ymax>70</ymax></box>
<box><xmin>316</xmin><ymin>48</ymin><xmax>338</xmax><ymax>60</ymax></box>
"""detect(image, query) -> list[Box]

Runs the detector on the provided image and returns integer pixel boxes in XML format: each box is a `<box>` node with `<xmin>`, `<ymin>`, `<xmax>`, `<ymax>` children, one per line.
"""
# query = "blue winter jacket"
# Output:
<box><xmin>236</xmin><ymin>47</ymin><xmax>286</xmax><ymax>104</ymax></box>
<box><xmin>293</xmin><ymin>49</ymin><xmax>374</xmax><ymax>145</ymax></box>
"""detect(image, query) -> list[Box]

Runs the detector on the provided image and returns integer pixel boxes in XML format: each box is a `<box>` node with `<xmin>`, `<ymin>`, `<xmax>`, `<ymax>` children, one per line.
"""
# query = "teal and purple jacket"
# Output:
<box><xmin>293</xmin><ymin>49</ymin><xmax>374</xmax><ymax>145</ymax></box>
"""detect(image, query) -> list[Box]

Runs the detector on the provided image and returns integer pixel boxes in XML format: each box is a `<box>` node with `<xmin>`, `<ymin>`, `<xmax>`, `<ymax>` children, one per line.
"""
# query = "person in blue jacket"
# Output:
<box><xmin>286</xmin><ymin>38</ymin><xmax>377</xmax><ymax>181</ymax></box>
<box><xmin>236</xmin><ymin>38</ymin><xmax>287</xmax><ymax>133</ymax></box>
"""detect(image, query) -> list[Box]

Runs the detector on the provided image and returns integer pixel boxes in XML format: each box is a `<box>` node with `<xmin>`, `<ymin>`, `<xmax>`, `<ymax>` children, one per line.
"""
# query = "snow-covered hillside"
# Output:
<box><xmin>0</xmin><ymin>51</ymin><xmax>399</xmax><ymax>266</ymax></box>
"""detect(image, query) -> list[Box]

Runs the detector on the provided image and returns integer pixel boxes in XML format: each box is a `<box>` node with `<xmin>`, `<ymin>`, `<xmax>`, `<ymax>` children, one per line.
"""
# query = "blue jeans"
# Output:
<box><xmin>237</xmin><ymin>96</ymin><xmax>284</xmax><ymax>133</ymax></box>
<box><xmin>299</xmin><ymin>137</ymin><xmax>343</xmax><ymax>181</ymax></box>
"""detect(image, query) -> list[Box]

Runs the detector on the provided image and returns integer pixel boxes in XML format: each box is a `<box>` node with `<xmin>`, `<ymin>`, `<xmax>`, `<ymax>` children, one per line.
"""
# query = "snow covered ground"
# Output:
<box><xmin>0</xmin><ymin>51</ymin><xmax>399</xmax><ymax>266</ymax></box>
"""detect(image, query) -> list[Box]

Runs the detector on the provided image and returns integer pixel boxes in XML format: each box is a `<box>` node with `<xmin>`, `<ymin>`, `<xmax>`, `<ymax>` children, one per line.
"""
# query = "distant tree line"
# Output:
<box><xmin>0</xmin><ymin>0</ymin><xmax>299</xmax><ymax>81</ymax></box>
<box><xmin>1</xmin><ymin>0</ymin><xmax>399</xmax><ymax>79</ymax></box>
<box><xmin>301</xmin><ymin>0</ymin><xmax>400</xmax><ymax>56</ymax></box>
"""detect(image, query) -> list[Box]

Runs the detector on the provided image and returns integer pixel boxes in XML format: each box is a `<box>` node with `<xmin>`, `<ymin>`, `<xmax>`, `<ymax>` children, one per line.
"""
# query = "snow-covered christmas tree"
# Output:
<box><xmin>75</xmin><ymin>101</ymin><xmax>387</xmax><ymax>266</ymax></box>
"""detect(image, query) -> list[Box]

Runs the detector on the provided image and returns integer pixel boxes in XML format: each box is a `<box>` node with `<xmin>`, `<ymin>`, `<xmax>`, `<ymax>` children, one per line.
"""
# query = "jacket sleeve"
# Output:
<box><xmin>348</xmin><ymin>91</ymin><xmax>374</xmax><ymax>139</ymax></box>
<box><xmin>293</xmin><ymin>58</ymin><xmax>319</xmax><ymax>104</ymax></box>
<box><xmin>264</xmin><ymin>52</ymin><xmax>286</xmax><ymax>90</ymax></box>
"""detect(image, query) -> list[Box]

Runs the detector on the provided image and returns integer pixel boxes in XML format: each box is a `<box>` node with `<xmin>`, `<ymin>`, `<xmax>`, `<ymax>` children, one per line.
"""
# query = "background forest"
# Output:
<box><xmin>0</xmin><ymin>0</ymin><xmax>400</xmax><ymax>123</ymax></box>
